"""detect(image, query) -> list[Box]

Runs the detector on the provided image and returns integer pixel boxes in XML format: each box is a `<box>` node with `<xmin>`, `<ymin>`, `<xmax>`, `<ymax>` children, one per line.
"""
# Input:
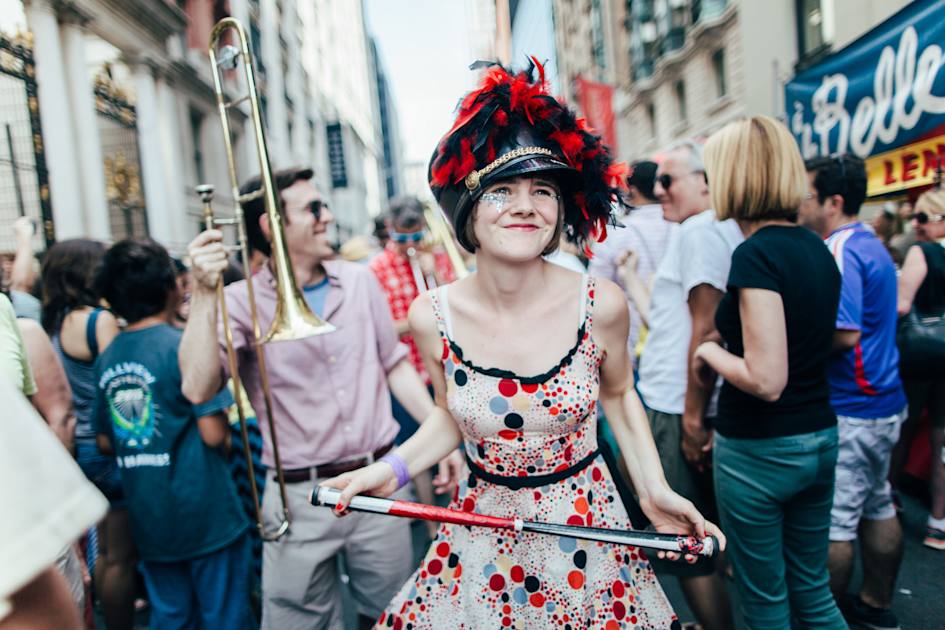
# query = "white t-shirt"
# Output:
<box><xmin>638</xmin><ymin>209</ymin><xmax>744</xmax><ymax>415</ymax></box>
<box><xmin>0</xmin><ymin>377</ymin><xmax>107</xmax><ymax>616</ymax></box>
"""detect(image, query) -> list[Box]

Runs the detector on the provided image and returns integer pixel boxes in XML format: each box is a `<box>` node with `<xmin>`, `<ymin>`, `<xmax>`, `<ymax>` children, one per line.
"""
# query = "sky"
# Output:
<box><xmin>364</xmin><ymin>0</ymin><xmax>477</xmax><ymax>164</ymax></box>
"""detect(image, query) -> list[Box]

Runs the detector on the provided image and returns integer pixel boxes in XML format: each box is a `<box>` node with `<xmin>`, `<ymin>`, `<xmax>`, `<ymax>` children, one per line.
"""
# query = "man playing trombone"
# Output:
<box><xmin>179</xmin><ymin>167</ymin><xmax>463</xmax><ymax>629</ymax></box>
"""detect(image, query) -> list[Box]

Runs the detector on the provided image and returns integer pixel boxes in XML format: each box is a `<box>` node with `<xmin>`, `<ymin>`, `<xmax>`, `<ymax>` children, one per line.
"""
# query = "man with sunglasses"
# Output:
<box><xmin>180</xmin><ymin>167</ymin><xmax>463</xmax><ymax>629</ymax></box>
<box><xmin>369</xmin><ymin>196</ymin><xmax>457</xmax><ymax>536</ymax></box>
<box><xmin>588</xmin><ymin>159</ymin><xmax>675</xmax><ymax>367</ymax></box>
<box><xmin>636</xmin><ymin>139</ymin><xmax>741</xmax><ymax>630</ymax></box>
<box><xmin>800</xmin><ymin>154</ymin><xmax>906</xmax><ymax>630</ymax></box>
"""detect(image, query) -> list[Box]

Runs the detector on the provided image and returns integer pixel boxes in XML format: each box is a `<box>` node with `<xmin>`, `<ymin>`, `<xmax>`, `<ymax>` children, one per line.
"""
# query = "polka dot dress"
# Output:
<box><xmin>376</xmin><ymin>276</ymin><xmax>679</xmax><ymax>630</ymax></box>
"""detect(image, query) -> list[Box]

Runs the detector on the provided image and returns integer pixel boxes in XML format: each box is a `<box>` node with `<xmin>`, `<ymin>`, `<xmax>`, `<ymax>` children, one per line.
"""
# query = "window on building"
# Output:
<box><xmin>189</xmin><ymin>107</ymin><xmax>205</xmax><ymax>184</ymax></box>
<box><xmin>326</xmin><ymin>123</ymin><xmax>347</xmax><ymax>189</ymax></box>
<box><xmin>796</xmin><ymin>0</ymin><xmax>831</xmax><ymax>61</ymax></box>
<box><xmin>712</xmin><ymin>48</ymin><xmax>727</xmax><ymax>97</ymax></box>
<box><xmin>646</xmin><ymin>102</ymin><xmax>656</xmax><ymax>138</ymax></box>
<box><xmin>591</xmin><ymin>0</ymin><xmax>607</xmax><ymax>75</ymax></box>
<box><xmin>249</xmin><ymin>18</ymin><xmax>265</xmax><ymax>78</ymax></box>
<box><xmin>675</xmin><ymin>80</ymin><xmax>687</xmax><ymax>122</ymax></box>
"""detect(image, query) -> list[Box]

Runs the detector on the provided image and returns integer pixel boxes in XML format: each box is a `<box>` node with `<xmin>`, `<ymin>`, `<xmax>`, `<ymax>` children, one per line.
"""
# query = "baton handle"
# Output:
<box><xmin>311</xmin><ymin>485</ymin><xmax>718</xmax><ymax>558</ymax></box>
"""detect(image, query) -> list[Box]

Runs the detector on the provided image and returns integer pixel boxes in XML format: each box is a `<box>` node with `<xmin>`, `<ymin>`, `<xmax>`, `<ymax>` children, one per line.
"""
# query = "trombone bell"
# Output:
<box><xmin>263</xmin><ymin>289</ymin><xmax>336</xmax><ymax>343</ymax></box>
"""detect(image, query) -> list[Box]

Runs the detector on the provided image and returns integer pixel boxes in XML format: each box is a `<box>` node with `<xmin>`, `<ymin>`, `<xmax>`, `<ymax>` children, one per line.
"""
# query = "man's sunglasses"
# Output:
<box><xmin>913</xmin><ymin>211</ymin><xmax>945</xmax><ymax>225</ymax></box>
<box><xmin>658</xmin><ymin>170</ymin><xmax>707</xmax><ymax>191</ymax></box>
<box><xmin>308</xmin><ymin>199</ymin><xmax>327</xmax><ymax>221</ymax></box>
<box><xmin>390</xmin><ymin>228</ymin><xmax>427</xmax><ymax>243</ymax></box>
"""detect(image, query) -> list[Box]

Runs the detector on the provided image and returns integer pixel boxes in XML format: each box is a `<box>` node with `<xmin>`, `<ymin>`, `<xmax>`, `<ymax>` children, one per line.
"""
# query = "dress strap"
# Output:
<box><xmin>430</xmin><ymin>286</ymin><xmax>453</xmax><ymax>339</ymax></box>
<box><xmin>580</xmin><ymin>274</ymin><xmax>595</xmax><ymax>333</ymax></box>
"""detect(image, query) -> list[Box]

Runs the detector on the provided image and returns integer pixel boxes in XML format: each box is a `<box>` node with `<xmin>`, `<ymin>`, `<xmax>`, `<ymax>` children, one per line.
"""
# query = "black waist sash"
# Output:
<box><xmin>465</xmin><ymin>449</ymin><xmax>599</xmax><ymax>490</ymax></box>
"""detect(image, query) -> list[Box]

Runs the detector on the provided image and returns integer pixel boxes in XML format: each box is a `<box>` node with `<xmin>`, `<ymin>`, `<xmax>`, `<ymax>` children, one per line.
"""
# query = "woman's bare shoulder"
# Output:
<box><xmin>590</xmin><ymin>277</ymin><xmax>629</xmax><ymax>330</ymax></box>
<box><xmin>407</xmin><ymin>291</ymin><xmax>438</xmax><ymax>338</ymax></box>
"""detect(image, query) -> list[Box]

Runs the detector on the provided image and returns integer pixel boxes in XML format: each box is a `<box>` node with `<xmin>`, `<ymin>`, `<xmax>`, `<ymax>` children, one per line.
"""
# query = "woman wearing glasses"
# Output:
<box><xmin>326</xmin><ymin>60</ymin><xmax>723</xmax><ymax>628</ymax></box>
<box><xmin>892</xmin><ymin>188</ymin><xmax>945</xmax><ymax>551</ymax></box>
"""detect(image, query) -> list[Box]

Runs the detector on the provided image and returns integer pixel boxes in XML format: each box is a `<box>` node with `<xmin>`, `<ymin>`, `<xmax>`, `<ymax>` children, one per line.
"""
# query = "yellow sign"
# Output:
<box><xmin>866</xmin><ymin>135</ymin><xmax>945</xmax><ymax>197</ymax></box>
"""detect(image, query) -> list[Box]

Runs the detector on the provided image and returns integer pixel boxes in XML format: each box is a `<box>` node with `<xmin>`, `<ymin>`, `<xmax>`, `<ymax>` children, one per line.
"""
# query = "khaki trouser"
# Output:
<box><xmin>260</xmin><ymin>471</ymin><xmax>414</xmax><ymax>630</ymax></box>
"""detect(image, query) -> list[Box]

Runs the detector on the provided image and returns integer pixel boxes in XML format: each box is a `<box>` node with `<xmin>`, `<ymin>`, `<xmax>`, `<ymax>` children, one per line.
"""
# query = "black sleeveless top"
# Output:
<box><xmin>914</xmin><ymin>242</ymin><xmax>945</xmax><ymax>315</ymax></box>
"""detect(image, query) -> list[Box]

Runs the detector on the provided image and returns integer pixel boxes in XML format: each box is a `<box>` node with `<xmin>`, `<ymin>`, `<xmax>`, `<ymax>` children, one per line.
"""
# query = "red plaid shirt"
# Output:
<box><xmin>369</xmin><ymin>243</ymin><xmax>456</xmax><ymax>384</ymax></box>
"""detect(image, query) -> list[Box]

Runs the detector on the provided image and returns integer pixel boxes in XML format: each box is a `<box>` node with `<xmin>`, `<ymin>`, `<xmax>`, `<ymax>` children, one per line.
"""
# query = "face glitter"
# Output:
<box><xmin>480</xmin><ymin>191</ymin><xmax>509</xmax><ymax>215</ymax></box>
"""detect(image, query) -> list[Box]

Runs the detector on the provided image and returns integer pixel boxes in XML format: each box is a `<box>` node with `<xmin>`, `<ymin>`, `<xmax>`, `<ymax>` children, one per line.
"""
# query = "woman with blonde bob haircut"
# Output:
<box><xmin>706</xmin><ymin>115</ymin><xmax>807</xmax><ymax>223</ymax></box>
<box><xmin>694</xmin><ymin>115</ymin><xmax>848</xmax><ymax>629</ymax></box>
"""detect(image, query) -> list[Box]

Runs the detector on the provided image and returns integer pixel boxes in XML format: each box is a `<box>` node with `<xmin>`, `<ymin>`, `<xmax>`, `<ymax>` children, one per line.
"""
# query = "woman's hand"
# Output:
<box><xmin>640</xmin><ymin>486</ymin><xmax>726</xmax><ymax>563</ymax></box>
<box><xmin>319</xmin><ymin>462</ymin><xmax>399</xmax><ymax>515</ymax></box>
<box><xmin>434</xmin><ymin>449</ymin><xmax>465</xmax><ymax>495</ymax></box>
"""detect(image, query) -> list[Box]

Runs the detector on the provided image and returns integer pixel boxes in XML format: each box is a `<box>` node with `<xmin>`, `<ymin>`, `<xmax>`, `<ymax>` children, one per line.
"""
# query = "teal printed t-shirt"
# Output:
<box><xmin>92</xmin><ymin>323</ymin><xmax>247</xmax><ymax>562</ymax></box>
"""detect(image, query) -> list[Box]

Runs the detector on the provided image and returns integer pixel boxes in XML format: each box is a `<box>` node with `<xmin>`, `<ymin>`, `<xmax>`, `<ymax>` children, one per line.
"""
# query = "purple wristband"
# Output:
<box><xmin>379</xmin><ymin>452</ymin><xmax>411</xmax><ymax>490</ymax></box>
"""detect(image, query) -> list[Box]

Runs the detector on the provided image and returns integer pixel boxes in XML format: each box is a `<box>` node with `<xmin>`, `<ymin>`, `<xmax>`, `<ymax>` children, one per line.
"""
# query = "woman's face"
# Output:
<box><xmin>912</xmin><ymin>208</ymin><xmax>945</xmax><ymax>242</ymax></box>
<box><xmin>471</xmin><ymin>175</ymin><xmax>561</xmax><ymax>261</ymax></box>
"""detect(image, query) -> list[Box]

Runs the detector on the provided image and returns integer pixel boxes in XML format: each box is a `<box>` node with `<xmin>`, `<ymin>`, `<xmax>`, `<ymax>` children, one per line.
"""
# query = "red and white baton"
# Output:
<box><xmin>310</xmin><ymin>485</ymin><xmax>719</xmax><ymax>559</ymax></box>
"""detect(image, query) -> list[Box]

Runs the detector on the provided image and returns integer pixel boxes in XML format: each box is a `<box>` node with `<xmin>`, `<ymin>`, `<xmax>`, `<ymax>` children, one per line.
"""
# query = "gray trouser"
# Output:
<box><xmin>260</xmin><ymin>471</ymin><xmax>413</xmax><ymax>630</ymax></box>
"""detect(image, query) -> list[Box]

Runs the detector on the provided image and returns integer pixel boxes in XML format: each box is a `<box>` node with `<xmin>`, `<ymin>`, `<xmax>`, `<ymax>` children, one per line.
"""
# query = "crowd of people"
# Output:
<box><xmin>2</xmin><ymin>59</ymin><xmax>944</xmax><ymax>630</ymax></box>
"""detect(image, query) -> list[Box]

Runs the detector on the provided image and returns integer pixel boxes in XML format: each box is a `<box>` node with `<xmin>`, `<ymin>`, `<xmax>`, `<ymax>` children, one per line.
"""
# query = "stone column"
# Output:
<box><xmin>128</xmin><ymin>56</ymin><xmax>173</xmax><ymax>245</ymax></box>
<box><xmin>23</xmin><ymin>0</ymin><xmax>84</xmax><ymax>238</ymax></box>
<box><xmin>156</xmin><ymin>75</ymin><xmax>190</xmax><ymax>251</ymax></box>
<box><xmin>59</xmin><ymin>7</ymin><xmax>110</xmax><ymax>240</ymax></box>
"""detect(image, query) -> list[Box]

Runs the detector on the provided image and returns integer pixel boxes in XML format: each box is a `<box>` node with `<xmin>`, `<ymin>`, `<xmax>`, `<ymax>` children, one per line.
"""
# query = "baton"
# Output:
<box><xmin>310</xmin><ymin>485</ymin><xmax>719</xmax><ymax>559</ymax></box>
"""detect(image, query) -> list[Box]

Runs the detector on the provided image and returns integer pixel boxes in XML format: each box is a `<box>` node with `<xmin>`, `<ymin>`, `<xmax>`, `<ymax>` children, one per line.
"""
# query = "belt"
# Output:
<box><xmin>281</xmin><ymin>443</ymin><xmax>394</xmax><ymax>484</ymax></box>
<box><xmin>465</xmin><ymin>449</ymin><xmax>599</xmax><ymax>490</ymax></box>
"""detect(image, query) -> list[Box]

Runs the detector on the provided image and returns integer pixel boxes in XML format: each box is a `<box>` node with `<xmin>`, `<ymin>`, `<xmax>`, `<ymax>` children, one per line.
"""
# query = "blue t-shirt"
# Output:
<box><xmin>825</xmin><ymin>223</ymin><xmax>906</xmax><ymax>418</ymax></box>
<box><xmin>303</xmin><ymin>277</ymin><xmax>331</xmax><ymax>317</ymax></box>
<box><xmin>92</xmin><ymin>324</ymin><xmax>247</xmax><ymax>562</ymax></box>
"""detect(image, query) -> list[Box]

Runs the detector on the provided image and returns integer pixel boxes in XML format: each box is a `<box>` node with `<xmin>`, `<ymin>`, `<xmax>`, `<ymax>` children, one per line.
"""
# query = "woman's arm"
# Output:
<box><xmin>325</xmin><ymin>292</ymin><xmax>463</xmax><ymax>508</ymax></box>
<box><xmin>9</xmin><ymin>217</ymin><xmax>37</xmax><ymax>293</ymax></box>
<box><xmin>17</xmin><ymin>319</ymin><xmax>75</xmax><ymax>452</ymax></box>
<box><xmin>595</xmin><ymin>280</ymin><xmax>723</xmax><ymax>544</ymax></box>
<box><xmin>897</xmin><ymin>245</ymin><xmax>927</xmax><ymax>316</ymax></box>
<box><xmin>695</xmin><ymin>288</ymin><xmax>788</xmax><ymax>402</ymax></box>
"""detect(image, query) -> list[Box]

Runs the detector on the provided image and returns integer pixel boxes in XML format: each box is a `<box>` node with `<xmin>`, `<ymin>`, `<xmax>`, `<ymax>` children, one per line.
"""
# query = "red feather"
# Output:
<box><xmin>605</xmin><ymin>162</ymin><xmax>630</xmax><ymax>190</ymax></box>
<box><xmin>530</xmin><ymin>56</ymin><xmax>546</xmax><ymax>88</ymax></box>
<box><xmin>549</xmin><ymin>130</ymin><xmax>585</xmax><ymax>165</ymax></box>
<box><xmin>454</xmin><ymin>137</ymin><xmax>477</xmax><ymax>184</ymax></box>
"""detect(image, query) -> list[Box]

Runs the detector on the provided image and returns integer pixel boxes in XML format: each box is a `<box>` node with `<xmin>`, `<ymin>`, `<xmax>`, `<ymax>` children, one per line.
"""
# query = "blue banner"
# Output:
<box><xmin>786</xmin><ymin>0</ymin><xmax>945</xmax><ymax>160</ymax></box>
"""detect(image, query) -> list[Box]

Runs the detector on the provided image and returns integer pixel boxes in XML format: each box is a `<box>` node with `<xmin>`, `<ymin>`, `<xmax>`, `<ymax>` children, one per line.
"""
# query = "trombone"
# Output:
<box><xmin>404</xmin><ymin>204</ymin><xmax>470</xmax><ymax>291</ymax></box>
<box><xmin>424</xmin><ymin>204</ymin><xmax>469</xmax><ymax>281</ymax></box>
<box><xmin>200</xmin><ymin>17</ymin><xmax>334</xmax><ymax>541</ymax></box>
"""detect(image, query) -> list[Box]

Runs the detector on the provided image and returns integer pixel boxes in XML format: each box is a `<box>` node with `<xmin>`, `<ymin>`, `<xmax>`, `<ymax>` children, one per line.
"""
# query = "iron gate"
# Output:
<box><xmin>0</xmin><ymin>30</ymin><xmax>53</xmax><ymax>251</ymax></box>
<box><xmin>95</xmin><ymin>69</ymin><xmax>149</xmax><ymax>239</ymax></box>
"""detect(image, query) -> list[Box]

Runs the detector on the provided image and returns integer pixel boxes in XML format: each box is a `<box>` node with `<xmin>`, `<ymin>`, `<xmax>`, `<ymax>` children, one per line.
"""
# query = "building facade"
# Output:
<box><xmin>547</xmin><ymin>0</ymin><xmax>912</xmax><ymax>162</ymax></box>
<box><xmin>0</xmin><ymin>0</ymin><xmax>393</xmax><ymax>254</ymax></box>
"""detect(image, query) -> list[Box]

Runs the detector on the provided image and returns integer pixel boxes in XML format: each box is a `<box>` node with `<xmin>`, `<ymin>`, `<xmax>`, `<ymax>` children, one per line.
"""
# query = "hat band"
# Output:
<box><xmin>464</xmin><ymin>146</ymin><xmax>557</xmax><ymax>191</ymax></box>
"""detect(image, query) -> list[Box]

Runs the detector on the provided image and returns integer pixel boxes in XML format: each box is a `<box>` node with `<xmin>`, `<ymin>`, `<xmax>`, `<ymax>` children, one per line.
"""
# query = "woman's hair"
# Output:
<box><xmin>915</xmin><ymin>188</ymin><xmax>945</xmax><ymax>216</ymax></box>
<box><xmin>704</xmin><ymin>116</ymin><xmax>806</xmax><ymax>222</ymax></box>
<box><xmin>95</xmin><ymin>239</ymin><xmax>176</xmax><ymax>324</ymax></box>
<box><xmin>463</xmin><ymin>176</ymin><xmax>564</xmax><ymax>256</ymax></box>
<box><xmin>40</xmin><ymin>239</ymin><xmax>106</xmax><ymax>333</ymax></box>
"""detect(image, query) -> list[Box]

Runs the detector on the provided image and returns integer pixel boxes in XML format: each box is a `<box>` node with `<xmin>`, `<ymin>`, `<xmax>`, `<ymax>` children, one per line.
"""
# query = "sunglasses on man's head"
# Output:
<box><xmin>913</xmin><ymin>211</ymin><xmax>945</xmax><ymax>225</ymax></box>
<box><xmin>658</xmin><ymin>171</ymin><xmax>707</xmax><ymax>191</ymax></box>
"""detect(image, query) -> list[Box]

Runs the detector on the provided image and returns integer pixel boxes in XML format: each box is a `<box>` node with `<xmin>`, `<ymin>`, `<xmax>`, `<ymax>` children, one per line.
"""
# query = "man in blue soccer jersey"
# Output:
<box><xmin>800</xmin><ymin>155</ymin><xmax>907</xmax><ymax>630</ymax></box>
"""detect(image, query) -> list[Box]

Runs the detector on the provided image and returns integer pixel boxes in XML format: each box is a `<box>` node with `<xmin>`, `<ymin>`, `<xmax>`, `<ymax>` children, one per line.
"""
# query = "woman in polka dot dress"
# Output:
<box><xmin>325</xmin><ymin>59</ymin><xmax>724</xmax><ymax>630</ymax></box>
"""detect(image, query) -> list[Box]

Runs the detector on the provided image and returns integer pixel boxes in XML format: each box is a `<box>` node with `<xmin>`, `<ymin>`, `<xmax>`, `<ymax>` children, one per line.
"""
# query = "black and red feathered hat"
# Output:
<box><xmin>428</xmin><ymin>57</ymin><xmax>628</xmax><ymax>254</ymax></box>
